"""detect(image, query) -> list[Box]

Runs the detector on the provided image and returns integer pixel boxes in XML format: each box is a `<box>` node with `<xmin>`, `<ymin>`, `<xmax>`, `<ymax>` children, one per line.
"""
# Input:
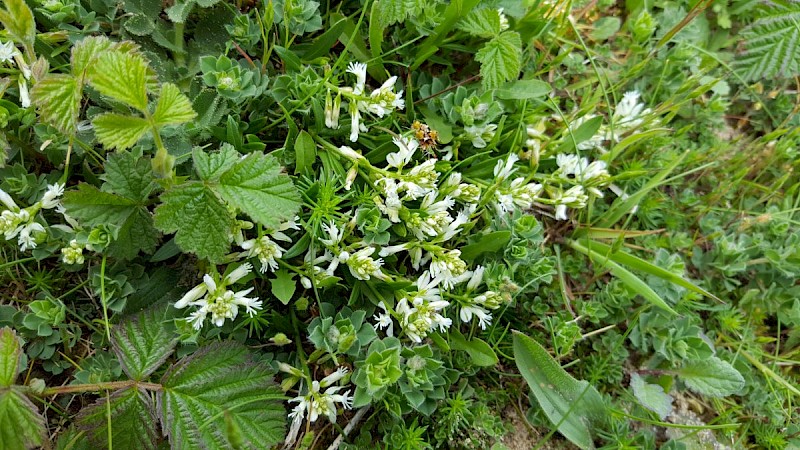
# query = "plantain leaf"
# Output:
<box><xmin>677</xmin><ymin>357</ymin><xmax>745</xmax><ymax>398</ymax></box>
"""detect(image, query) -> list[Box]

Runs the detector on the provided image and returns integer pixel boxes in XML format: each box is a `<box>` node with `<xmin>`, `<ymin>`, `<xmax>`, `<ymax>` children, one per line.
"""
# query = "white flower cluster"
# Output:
<box><xmin>492</xmin><ymin>153</ymin><xmax>544</xmax><ymax>215</ymax></box>
<box><xmin>0</xmin><ymin>40</ymin><xmax>31</xmax><ymax>108</ymax></box>
<box><xmin>283</xmin><ymin>365</ymin><xmax>352</xmax><ymax>446</ymax></box>
<box><xmin>331</xmin><ymin>62</ymin><xmax>405</xmax><ymax>142</ymax></box>
<box><xmin>0</xmin><ymin>184</ymin><xmax>64</xmax><ymax>251</ymax></box>
<box><xmin>457</xmin><ymin>266</ymin><xmax>505</xmax><ymax>330</ymax></box>
<box><xmin>238</xmin><ymin>216</ymin><xmax>299</xmax><ymax>273</ymax></box>
<box><xmin>569</xmin><ymin>90</ymin><xmax>652</xmax><ymax>152</ymax></box>
<box><xmin>392</xmin><ymin>272</ymin><xmax>451</xmax><ymax>343</ymax></box>
<box><xmin>174</xmin><ymin>263</ymin><xmax>262</xmax><ymax>329</ymax></box>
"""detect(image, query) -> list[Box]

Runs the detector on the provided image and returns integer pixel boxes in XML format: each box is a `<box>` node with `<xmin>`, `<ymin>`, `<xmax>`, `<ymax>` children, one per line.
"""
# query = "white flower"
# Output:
<box><xmin>368</xmin><ymin>76</ymin><xmax>404</xmax><ymax>116</ymax></box>
<box><xmin>0</xmin><ymin>41</ymin><xmax>15</xmax><ymax>64</ymax></box>
<box><xmin>324</xmin><ymin>90</ymin><xmax>341</xmax><ymax>129</ymax></box>
<box><xmin>429</xmin><ymin>249</ymin><xmax>467</xmax><ymax>289</ymax></box>
<box><xmin>61</xmin><ymin>239</ymin><xmax>85</xmax><ymax>265</ymax></box>
<box><xmin>373</xmin><ymin>301</ymin><xmax>394</xmax><ymax>336</ymax></box>
<box><xmin>460</xmin><ymin>305</ymin><xmax>492</xmax><ymax>330</ymax></box>
<box><xmin>175</xmin><ymin>263</ymin><xmax>261</xmax><ymax>329</ymax></box>
<box><xmin>0</xmin><ymin>187</ymin><xmax>18</xmax><ymax>211</ymax></box>
<box><xmin>386</xmin><ymin>136</ymin><xmax>418</xmax><ymax>168</ymax></box>
<box><xmin>465</xmin><ymin>123</ymin><xmax>497</xmax><ymax>148</ymax></box>
<box><xmin>40</xmin><ymin>183</ymin><xmax>65</xmax><ymax>209</ymax></box>
<box><xmin>555</xmin><ymin>204</ymin><xmax>568</xmax><ymax>221</ymax></box>
<box><xmin>493</xmin><ymin>153</ymin><xmax>519</xmax><ymax>180</ymax></box>
<box><xmin>17</xmin><ymin>222</ymin><xmax>43</xmax><ymax>251</ymax></box>
<box><xmin>338</xmin><ymin>145</ymin><xmax>365</xmax><ymax>161</ymax></box>
<box><xmin>467</xmin><ymin>265</ymin><xmax>485</xmax><ymax>291</ymax></box>
<box><xmin>348</xmin><ymin>102</ymin><xmax>362</xmax><ymax>142</ymax></box>
<box><xmin>346</xmin><ymin>247</ymin><xmax>386</xmax><ymax>280</ymax></box>
<box><xmin>319</xmin><ymin>221</ymin><xmax>345</xmax><ymax>247</ymax></box>
<box><xmin>18</xmin><ymin>78</ymin><xmax>30</xmax><ymax>108</ymax></box>
<box><xmin>378</xmin><ymin>243</ymin><xmax>409</xmax><ymax>257</ymax></box>
<box><xmin>498</xmin><ymin>8</ymin><xmax>509</xmax><ymax>31</ymax></box>
<box><xmin>241</xmin><ymin>236</ymin><xmax>285</xmax><ymax>273</ymax></box>
<box><xmin>346</xmin><ymin>62</ymin><xmax>367</xmax><ymax>95</ymax></box>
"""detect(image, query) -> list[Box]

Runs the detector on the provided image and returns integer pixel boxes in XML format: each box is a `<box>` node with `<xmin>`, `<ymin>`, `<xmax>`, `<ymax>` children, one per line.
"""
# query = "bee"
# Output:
<box><xmin>412</xmin><ymin>120</ymin><xmax>440</xmax><ymax>157</ymax></box>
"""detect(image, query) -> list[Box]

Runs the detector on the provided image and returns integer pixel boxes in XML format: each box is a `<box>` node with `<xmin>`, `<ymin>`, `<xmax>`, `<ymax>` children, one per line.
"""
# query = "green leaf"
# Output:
<box><xmin>270</xmin><ymin>269</ymin><xmax>296</xmax><ymax>305</ymax></box>
<box><xmin>558</xmin><ymin>116</ymin><xmax>603</xmax><ymax>153</ymax></box>
<box><xmin>193</xmin><ymin>145</ymin><xmax>240</xmax><ymax>181</ymax></box>
<box><xmin>475</xmin><ymin>31</ymin><xmax>522</xmax><ymax>90</ymax></box>
<box><xmin>294</xmin><ymin>130</ymin><xmax>316</xmax><ymax>175</ymax></box>
<box><xmin>677</xmin><ymin>357</ymin><xmax>745</xmax><ymax>397</ymax></box>
<box><xmin>153</xmin><ymin>182</ymin><xmax>234</xmax><ymax>262</ymax></box>
<box><xmin>152</xmin><ymin>83</ymin><xmax>197</xmax><ymax>126</ymax></box>
<box><xmin>108</xmin><ymin>207</ymin><xmax>160</xmax><ymax>260</ymax></box>
<box><xmin>495</xmin><ymin>79</ymin><xmax>551</xmax><ymax>100</ymax></box>
<box><xmin>111</xmin><ymin>308</ymin><xmax>177</xmax><ymax>380</ymax></box>
<box><xmin>76</xmin><ymin>387</ymin><xmax>158</xmax><ymax>450</ymax></box>
<box><xmin>630</xmin><ymin>373</ymin><xmax>672</xmax><ymax>420</ymax></box>
<box><xmin>460</xmin><ymin>230</ymin><xmax>512</xmax><ymax>261</ymax></box>
<box><xmin>0</xmin><ymin>327</ymin><xmax>21</xmax><ymax>387</ymax></box>
<box><xmin>158</xmin><ymin>342</ymin><xmax>285</xmax><ymax>449</ymax></box>
<box><xmin>63</xmin><ymin>184</ymin><xmax>139</xmax><ymax>225</ymax></box>
<box><xmin>512</xmin><ymin>331</ymin><xmax>607</xmax><ymax>449</ymax></box>
<box><xmin>215</xmin><ymin>152</ymin><xmax>302</xmax><ymax>229</ymax></box>
<box><xmin>71</xmin><ymin>36</ymin><xmax>115</xmax><ymax>80</ymax></box>
<box><xmin>0</xmin><ymin>0</ymin><xmax>36</xmax><ymax>49</ymax></box>
<box><xmin>590</xmin><ymin>16</ymin><xmax>621</xmax><ymax>41</ymax></box>
<box><xmin>31</xmin><ymin>75</ymin><xmax>81</xmax><ymax>135</ymax></box>
<box><xmin>457</xmin><ymin>8</ymin><xmax>503</xmax><ymax>38</ymax></box>
<box><xmin>92</xmin><ymin>113</ymin><xmax>151</xmax><ymax>151</ymax></box>
<box><xmin>124</xmin><ymin>14</ymin><xmax>155</xmax><ymax>36</ymax></box>
<box><xmin>376</xmin><ymin>0</ymin><xmax>406</xmax><ymax>27</ymax></box>
<box><xmin>102</xmin><ymin>150</ymin><xmax>159</xmax><ymax>202</ymax></box>
<box><xmin>449</xmin><ymin>329</ymin><xmax>498</xmax><ymax>367</ymax></box>
<box><xmin>0</xmin><ymin>388</ymin><xmax>46</xmax><ymax>449</ymax></box>
<box><xmin>89</xmin><ymin>50</ymin><xmax>150</xmax><ymax>111</ymax></box>
<box><xmin>736</xmin><ymin>0</ymin><xmax>800</xmax><ymax>81</ymax></box>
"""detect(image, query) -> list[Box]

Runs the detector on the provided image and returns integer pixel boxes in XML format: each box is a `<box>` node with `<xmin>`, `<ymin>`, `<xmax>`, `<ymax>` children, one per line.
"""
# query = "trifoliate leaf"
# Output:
<box><xmin>71</xmin><ymin>36</ymin><xmax>115</xmax><ymax>80</ymax></box>
<box><xmin>153</xmin><ymin>182</ymin><xmax>234</xmax><ymax>262</ymax></box>
<box><xmin>215</xmin><ymin>152</ymin><xmax>302</xmax><ymax>228</ymax></box>
<box><xmin>89</xmin><ymin>50</ymin><xmax>150</xmax><ymax>112</ymax></box>
<box><xmin>457</xmin><ymin>8</ymin><xmax>503</xmax><ymax>38</ymax></box>
<box><xmin>677</xmin><ymin>356</ymin><xmax>745</xmax><ymax>397</ymax></box>
<box><xmin>0</xmin><ymin>327</ymin><xmax>22</xmax><ymax>387</ymax></box>
<box><xmin>630</xmin><ymin>373</ymin><xmax>673</xmax><ymax>420</ymax></box>
<box><xmin>152</xmin><ymin>83</ymin><xmax>197</xmax><ymax>126</ymax></box>
<box><xmin>475</xmin><ymin>31</ymin><xmax>522</xmax><ymax>90</ymax></box>
<box><xmin>102</xmin><ymin>150</ymin><xmax>159</xmax><ymax>202</ymax></box>
<box><xmin>0</xmin><ymin>0</ymin><xmax>36</xmax><ymax>48</ymax></box>
<box><xmin>92</xmin><ymin>113</ymin><xmax>151</xmax><ymax>151</ymax></box>
<box><xmin>271</xmin><ymin>269</ymin><xmax>296</xmax><ymax>305</ymax></box>
<box><xmin>111</xmin><ymin>308</ymin><xmax>177</xmax><ymax>380</ymax></box>
<box><xmin>76</xmin><ymin>387</ymin><xmax>158</xmax><ymax>450</ymax></box>
<box><xmin>31</xmin><ymin>75</ymin><xmax>81</xmax><ymax>135</ymax></box>
<box><xmin>193</xmin><ymin>144</ymin><xmax>240</xmax><ymax>181</ymax></box>
<box><xmin>513</xmin><ymin>331</ymin><xmax>607</xmax><ymax>450</ymax></box>
<box><xmin>158</xmin><ymin>342</ymin><xmax>286</xmax><ymax>449</ymax></box>
<box><xmin>0</xmin><ymin>388</ymin><xmax>46</xmax><ymax>449</ymax></box>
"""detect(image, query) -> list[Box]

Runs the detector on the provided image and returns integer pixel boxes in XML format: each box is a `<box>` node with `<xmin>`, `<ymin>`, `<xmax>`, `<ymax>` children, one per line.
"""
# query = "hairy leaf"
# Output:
<box><xmin>457</xmin><ymin>8</ymin><xmax>502</xmax><ymax>38</ymax></box>
<box><xmin>215</xmin><ymin>152</ymin><xmax>302</xmax><ymax>228</ymax></box>
<box><xmin>0</xmin><ymin>0</ymin><xmax>36</xmax><ymax>48</ymax></box>
<box><xmin>0</xmin><ymin>388</ymin><xmax>46</xmax><ymax>449</ymax></box>
<box><xmin>736</xmin><ymin>0</ymin><xmax>800</xmax><ymax>80</ymax></box>
<box><xmin>31</xmin><ymin>75</ymin><xmax>81</xmax><ymax>135</ymax></box>
<box><xmin>630</xmin><ymin>373</ymin><xmax>673</xmax><ymax>420</ymax></box>
<box><xmin>153</xmin><ymin>182</ymin><xmax>234</xmax><ymax>262</ymax></box>
<box><xmin>89</xmin><ymin>50</ymin><xmax>150</xmax><ymax>111</ymax></box>
<box><xmin>376</xmin><ymin>0</ymin><xmax>406</xmax><ymax>27</ymax></box>
<box><xmin>475</xmin><ymin>31</ymin><xmax>522</xmax><ymax>90</ymax></box>
<box><xmin>92</xmin><ymin>113</ymin><xmax>151</xmax><ymax>151</ymax></box>
<box><xmin>193</xmin><ymin>145</ymin><xmax>240</xmax><ymax>181</ymax></box>
<box><xmin>71</xmin><ymin>36</ymin><xmax>115</xmax><ymax>80</ymax></box>
<box><xmin>102</xmin><ymin>150</ymin><xmax>159</xmax><ymax>202</ymax></box>
<box><xmin>76</xmin><ymin>387</ymin><xmax>158</xmax><ymax>450</ymax></box>
<box><xmin>63</xmin><ymin>184</ymin><xmax>139</xmax><ymax>225</ymax></box>
<box><xmin>158</xmin><ymin>342</ymin><xmax>285</xmax><ymax>449</ymax></box>
<box><xmin>109</xmin><ymin>208</ymin><xmax>160</xmax><ymax>260</ymax></box>
<box><xmin>153</xmin><ymin>83</ymin><xmax>197</xmax><ymax>126</ymax></box>
<box><xmin>112</xmin><ymin>308</ymin><xmax>177</xmax><ymax>380</ymax></box>
<box><xmin>678</xmin><ymin>357</ymin><xmax>745</xmax><ymax>397</ymax></box>
<box><xmin>513</xmin><ymin>331</ymin><xmax>607</xmax><ymax>449</ymax></box>
<box><xmin>0</xmin><ymin>328</ymin><xmax>21</xmax><ymax>387</ymax></box>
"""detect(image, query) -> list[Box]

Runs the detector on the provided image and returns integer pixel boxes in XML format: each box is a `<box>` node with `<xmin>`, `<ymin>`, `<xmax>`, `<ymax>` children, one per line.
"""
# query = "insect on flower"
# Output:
<box><xmin>411</xmin><ymin>120</ymin><xmax>440</xmax><ymax>157</ymax></box>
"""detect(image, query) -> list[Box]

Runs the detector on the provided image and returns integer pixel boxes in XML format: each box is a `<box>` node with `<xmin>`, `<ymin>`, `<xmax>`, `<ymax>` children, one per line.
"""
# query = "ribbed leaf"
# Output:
<box><xmin>513</xmin><ymin>331</ymin><xmax>607</xmax><ymax>450</ymax></box>
<box><xmin>0</xmin><ymin>0</ymin><xmax>36</xmax><ymax>48</ymax></box>
<box><xmin>31</xmin><ymin>75</ymin><xmax>81</xmax><ymax>135</ymax></box>
<box><xmin>71</xmin><ymin>36</ymin><xmax>115</xmax><ymax>80</ymax></box>
<box><xmin>152</xmin><ymin>83</ymin><xmax>197</xmax><ymax>126</ymax></box>
<box><xmin>89</xmin><ymin>51</ymin><xmax>150</xmax><ymax>111</ymax></box>
<box><xmin>736</xmin><ymin>0</ymin><xmax>800</xmax><ymax>81</ymax></box>
<box><xmin>111</xmin><ymin>308</ymin><xmax>177</xmax><ymax>380</ymax></box>
<box><xmin>76</xmin><ymin>387</ymin><xmax>159</xmax><ymax>450</ymax></box>
<box><xmin>457</xmin><ymin>8</ymin><xmax>502</xmax><ymax>38</ymax></box>
<box><xmin>0</xmin><ymin>327</ymin><xmax>21</xmax><ymax>387</ymax></box>
<box><xmin>0</xmin><ymin>388</ymin><xmax>46</xmax><ymax>449</ymax></box>
<box><xmin>102</xmin><ymin>150</ymin><xmax>159</xmax><ymax>203</ymax></box>
<box><xmin>92</xmin><ymin>113</ymin><xmax>150</xmax><ymax>151</ymax></box>
<box><xmin>158</xmin><ymin>342</ymin><xmax>285</xmax><ymax>450</ymax></box>
<box><xmin>677</xmin><ymin>357</ymin><xmax>745</xmax><ymax>398</ymax></box>
<box><xmin>475</xmin><ymin>31</ymin><xmax>522</xmax><ymax>90</ymax></box>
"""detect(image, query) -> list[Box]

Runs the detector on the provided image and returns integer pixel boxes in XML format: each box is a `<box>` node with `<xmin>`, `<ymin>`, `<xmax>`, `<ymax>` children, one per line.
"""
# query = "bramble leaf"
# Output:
<box><xmin>158</xmin><ymin>342</ymin><xmax>285</xmax><ymax>449</ymax></box>
<box><xmin>736</xmin><ymin>0</ymin><xmax>800</xmax><ymax>81</ymax></box>
<box><xmin>375</xmin><ymin>0</ymin><xmax>406</xmax><ymax>27</ymax></box>
<box><xmin>193</xmin><ymin>144</ymin><xmax>239</xmax><ymax>181</ymax></box>
<box><xmin>31</xmin><ymin>75</ymin><xmax>81</xmax><ymax>135</ymax></box>
<box><xmin>92</xmin><ymin>113</ymin><xmax>150</xmax><ymax>151</ymax></box>
<box><xmin>111</xmin><ymin>308</ymin><xmax>177</xmax><ymax>380</ymax></box>
<box><xmin>71</xmin><ymin>36</ymin><xmax>115</xmax><ymax>80</ymax></box>
<box><xmin>102</xmin><ymin>150</ymin><xmax>159</xmax><ymax>202</ymax></box>
<box><xmin>0</xmin><ymin>0</ymin><xmax>36</xmax><ymax>48</ymax></box>
<box><xmin>153</xmin><ymin>182</ymin><xmax>234</xmax><ymax>262</ymax></box>
<box><xmin>630</xmin><ymin>373</ymin><xmax>673</xmax><ymax>420</ymax></box>
<box><xmin>677</xmin><ymin>357</ymin><xmax>745</xmax><ymax>397</ymax></box>
<box><xmin>457</xmin><ymin>8</ymin><xmax>503</xmax><ymax>38</ymax></box>
<box><xmin>475</xmin><ymin>31</ymin><xmax>522</xmax><ymax>90</ymax></box>
<box><xmin>76</xmin><ymin>387</ymin><xmax>158</xmax><ymax>450</ymax></box>
<box><xmin>0</xmin><ymin>388</ymin><xmax>46</xmax><ymax>449</ymax></box>
<box><xmin>0</xmin><ymin>327</ymin><xmax>21</xmax><ymax>387</ymax></box>
<box><xmin>152</xmin><ymin>83</ymin><xmax>197</xmax><ymax>126</ymax></box>
<box><xmin>63</xmin><ymin>184</ymin><xmax>139</xmax><ymax>225</ymax></box>
<box><xmin>89</xmin><ymin>50</ymin><xmax>150</xmax><ymax>111</ymax></box>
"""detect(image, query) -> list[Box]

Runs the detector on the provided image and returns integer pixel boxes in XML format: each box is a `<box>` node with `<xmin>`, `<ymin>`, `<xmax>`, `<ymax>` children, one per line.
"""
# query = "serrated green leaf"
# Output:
<box><xmin>31</xmin><ymin>75</ymin><xmax>81</xmax><ymax>135</ymax></box>
<box><xmin>193</xmin><ymin>144</ymin><xmax>240</xmax><ymax>181</ymax></box>
<box><xmin>678</xmin><ymin>357</ymin><xmax>745</xmax><ymax>397</ymax></box>
<box><xmin>102</xmin><ymin>150</ymin><xmax>159</xmax><ymax>202</ymax></box>
<box><xmin>152</xmin><ymin>83</ymin><xmax>197</xmax><ymax>126</ymax></box>
<box><xmin>457</xmin><ymin>8</ymin><xmax>503</xmax><ymax>38</ymax></box>
<box><xmin>512</xmin><ymin>331</ymin><xmax>607</xmax><ymax>450</ymax></box>
<box><xmin>158</xmin><ymin>342</ymin><xmax>286</xmax><ymax>449</ymax></box>
<box><xmin>71</xmin><ymin>36</ymin><xmax>115</xmax><ymax>80</ymax></box>
<box><xmin>108</xmin><ymin>207</ymin><xmax>160</xmax><ymax>259</ymax></box>
<box><xmin>89</xmin><ymin>50</ymin><xmax>150</xmax><ymax>111</ymax></box>
<box><xmin>376</xmin><ymin>0</ymin><xmax>406</xmax><ymax>27</ymax></box>
<box><xmin>630</xmin><ymin>373</ymin><xmax>673</xmax><ymax>420</ymax></box>
<box><xmin>111</xmin><ymin>308</ymin><xmax>177</xmax><ymax>380</ymax></box>
<box><xmin>63</xmin><ymin>184</ymin><xmax>139</xmax><ymax>226</ymax></box>
<box><xmin>736</xmin><ymin>0</ymin><xmax>800</xmax><ymax>81</ymax></box>
<box><xmin>475</xmin><ymin>31</ymin><xmax>522</xmax><ymax>90</ymax></box>
<box><xmin>0</xmin><ymin>0</ymin><xmax>36</xmax><ymax>48</ymax></box>
<box><xmin>76</xmin><ymin>387</ymin><xmax>158</xmax><ymax>450</ymax></box>
<box><xmin>271</xmin><ymin>269</ymin><xmax>296</xmax><ymax>305</ymax></box>
<box><xmin>92</xmin><ymin>113</ymin><xmax>150</xmax><ymax>151</ymax></box>
<box><xmin>0</xmin><ymin>327</ymin><xmax>21</xmax><ymax>387</ymax></box>
<box><xmin>165</xmin><ymin>0</ymin><xmax>195</xmax><ymax>23</ymax></box>
<box><xmin>153</xmin><ymin>182</ymin><xmax>234</xmax><ymax>262</ymax></box>
<box><xmin>0</xmin><ymin>388</ymin><xmax>46</xmax><ymax>449</ymax></box>
<box><xmin>215</xmin><ymin>152</ymin><xmax>301</xmax><ymax>229</ymax></box>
